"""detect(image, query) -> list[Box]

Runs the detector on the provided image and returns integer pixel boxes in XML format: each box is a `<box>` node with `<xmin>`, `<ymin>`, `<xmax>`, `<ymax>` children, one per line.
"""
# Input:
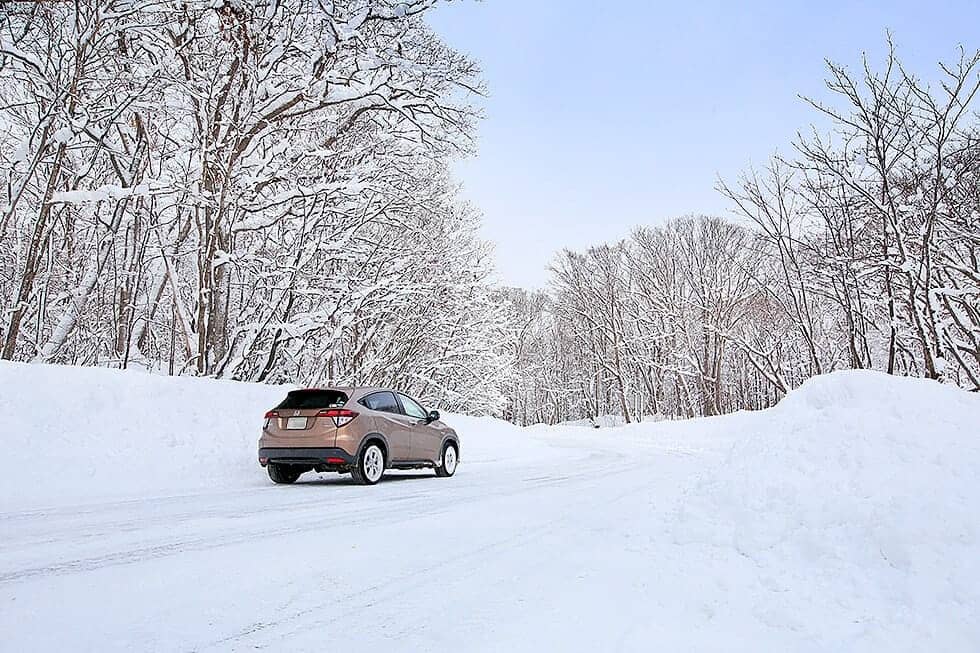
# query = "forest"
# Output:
<box><xmin>2</xmin><ymin>2</ymin><xmax>978</xmax><ymax>423</ymax></box>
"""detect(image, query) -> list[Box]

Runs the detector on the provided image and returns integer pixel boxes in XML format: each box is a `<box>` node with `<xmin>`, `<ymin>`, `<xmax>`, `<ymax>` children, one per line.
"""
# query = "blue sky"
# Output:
<box><xmin>427</xmin><ymin>0</ymin><xmax>980</xmax><ymax>288</ymax></box>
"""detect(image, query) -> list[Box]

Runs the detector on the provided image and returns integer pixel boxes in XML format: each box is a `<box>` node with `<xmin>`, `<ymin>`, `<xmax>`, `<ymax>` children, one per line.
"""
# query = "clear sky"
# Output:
<box><xmin>427</xmin><ymin>0</ymin><xmax>980</xmax><ymax>289</ymax></box>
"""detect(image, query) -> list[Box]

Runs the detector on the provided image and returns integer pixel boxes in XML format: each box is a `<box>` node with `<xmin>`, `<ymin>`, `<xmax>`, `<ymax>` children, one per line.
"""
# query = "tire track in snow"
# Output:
<box><xmin>194</xmin><ymin>464</ymin><xmax>657</xmax><ymax>652</ymax></box>
<box><xmin>0</xmin><ymin>455</ymin><xmax>637</xmax><ymax>585</ymax></box>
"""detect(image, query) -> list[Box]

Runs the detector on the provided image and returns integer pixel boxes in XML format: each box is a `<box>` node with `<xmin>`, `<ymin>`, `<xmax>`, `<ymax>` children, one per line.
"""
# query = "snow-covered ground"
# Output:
<box><xmin>2</xmin><ymin>362</ymin><xmax>978</xmax><ymax>651</ymax></box>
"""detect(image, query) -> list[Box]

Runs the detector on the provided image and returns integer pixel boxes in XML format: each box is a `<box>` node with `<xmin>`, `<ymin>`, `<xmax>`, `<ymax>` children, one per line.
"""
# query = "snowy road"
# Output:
<box><xmin>4</xmin><ymin>365</ymin><xmax>979</xmax><ymax>651</ymax></box>
<box><xmin>1</xmin><ymin>436</ymin><xmax>718</xmax><ymax>652</ymax></box>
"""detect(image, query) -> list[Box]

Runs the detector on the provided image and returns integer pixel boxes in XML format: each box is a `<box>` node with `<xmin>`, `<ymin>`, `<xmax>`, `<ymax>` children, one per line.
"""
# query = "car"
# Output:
<box><xmin>258</xmin><ymin>387</ymin><xmax>460</xmax><ymax>485</ymax></box>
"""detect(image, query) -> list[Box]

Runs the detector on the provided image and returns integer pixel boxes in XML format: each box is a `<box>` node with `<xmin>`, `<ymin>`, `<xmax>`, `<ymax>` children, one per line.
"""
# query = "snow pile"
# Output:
<box><xmin>670</xmin><ymin>371</ymin><xmax>980</xmax><ymax>649</ymax></box>
<box><xmin>0</xmin><ymin>361</ymin><xmax>546</xmax><ymax>509</ymax></box>
<box><xmin>0</xmin><ymin>361</ymin><xmax>288</xmax><ymax>508</ymax></box>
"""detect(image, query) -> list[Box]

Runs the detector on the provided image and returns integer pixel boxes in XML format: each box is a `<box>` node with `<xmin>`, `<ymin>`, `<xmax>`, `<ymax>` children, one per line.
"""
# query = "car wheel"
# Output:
<box><xmin>351</xmin><ymin>443</ymin><xmax>385</xmax><ymax>485</ymax></box>
<box><xmin>435</xmin><ymin>442</ymin><xmax>458</xmax><ymax>478</ymax></box>
<box><xmin>268</xmin><ymin>462</ymin><xmax>303</xmax><ymax>485</ymax></box>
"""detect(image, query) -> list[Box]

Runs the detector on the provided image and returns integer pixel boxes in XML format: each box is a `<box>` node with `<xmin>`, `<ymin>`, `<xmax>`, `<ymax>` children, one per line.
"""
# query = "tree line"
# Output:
<box><xmin>3</xmin><ymin>5</ymin><xmax>977</xmax><ymax>423</ymax></box>
<box><xmin>503</xmin><ymin>42</ymin><xmax>980</xmax><ymax>424</ymax></box>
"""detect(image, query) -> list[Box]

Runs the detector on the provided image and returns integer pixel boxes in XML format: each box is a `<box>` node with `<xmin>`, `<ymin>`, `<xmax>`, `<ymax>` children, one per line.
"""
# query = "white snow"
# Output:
<box><xmin>0</xmin><ymin>362</ymin><xmax>285</xmax><ymax>507</ymax></box>
<box><xmin>50</xmin><ymin>182</ymin><xmax>154</xmax><ymax>204</ymax></box>
<box><xmin>1</xmin><ymin>362</ymin><xmax>978</xmax><ymax>650</ymax></box>
<box><xmin>51</xmin><ymin>126</ymin><xmax>73</xmax><ymax>144</ymax></box>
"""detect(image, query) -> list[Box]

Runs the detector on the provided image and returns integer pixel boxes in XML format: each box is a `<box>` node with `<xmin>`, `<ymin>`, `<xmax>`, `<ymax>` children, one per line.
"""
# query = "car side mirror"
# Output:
<box><xmin>427</xmin><ymin>409</ymin><xmax>440</xmax><ymax>423</ymax></box>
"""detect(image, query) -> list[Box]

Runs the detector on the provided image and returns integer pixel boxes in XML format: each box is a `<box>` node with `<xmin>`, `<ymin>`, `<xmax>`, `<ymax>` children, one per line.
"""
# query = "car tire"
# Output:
<box><xmin>268</xmin><ymin>462</ymin><xmax>303</xmax><ymax>485</ymax></box>
<box><xmin>435</xmin><ymin>442</ymin><xmax>458</xmax><ymax>478</ymax></box>
<box><xmin>351</xmin><ymin>443</ymin><xmax>385</xmax><ymax>485</ymax></box>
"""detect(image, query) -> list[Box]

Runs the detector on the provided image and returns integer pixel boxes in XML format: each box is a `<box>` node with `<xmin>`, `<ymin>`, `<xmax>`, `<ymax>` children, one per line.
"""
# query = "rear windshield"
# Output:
<box><xmin>277</xmin><ymin>390</ymin><xmax>348</xmax><ymax>410</ymax></box>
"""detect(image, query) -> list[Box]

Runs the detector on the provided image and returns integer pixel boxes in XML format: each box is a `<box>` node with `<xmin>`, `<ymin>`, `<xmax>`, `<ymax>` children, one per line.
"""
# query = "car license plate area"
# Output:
<box><xmin>285</xmin><ymin>416</ymin><xmax>308</xmax><ymax>430</ymax></box>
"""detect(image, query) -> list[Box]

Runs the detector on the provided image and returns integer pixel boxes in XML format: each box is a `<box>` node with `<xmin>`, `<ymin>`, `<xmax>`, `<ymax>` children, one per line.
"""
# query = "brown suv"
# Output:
<box><xmin>258</xmin><ymin>387</ymin><xmax>459</xmax><ymax>485</ymax></box>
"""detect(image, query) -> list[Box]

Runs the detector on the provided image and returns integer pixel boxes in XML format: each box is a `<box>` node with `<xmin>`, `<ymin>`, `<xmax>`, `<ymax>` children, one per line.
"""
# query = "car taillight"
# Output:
<box><xmin>316</xmin><ymin>408</ymin><xmax>358</xmax><ymax>427</ymax></box>
<box><xmin>264</xmin><ymin>410</ymin><xmax>278</xmax><ymax>429</ymax></box>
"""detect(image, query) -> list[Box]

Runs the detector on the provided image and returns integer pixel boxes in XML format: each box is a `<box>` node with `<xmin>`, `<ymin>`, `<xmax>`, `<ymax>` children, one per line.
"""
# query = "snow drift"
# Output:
<box><xmin>666</xmin><ymin>371</ymin><xmax>980</xmax><ymax>650</ymax></box>
<box><xmin>0</xmin><ymin>361</ymin><xmax>288</xmax><ymax>508</ymax></box>
<box><xmin>0</xmin><ymin>361</ymin><xmax>548</xmax><ymax>509</ymax></box>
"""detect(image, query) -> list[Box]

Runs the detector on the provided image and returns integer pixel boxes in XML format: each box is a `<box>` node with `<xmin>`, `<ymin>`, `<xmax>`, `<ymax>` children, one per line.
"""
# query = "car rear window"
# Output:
<box><xmin>277</xmin><ymin>390</ymin><xmax>348</xmax><ymax>410</ymax></box>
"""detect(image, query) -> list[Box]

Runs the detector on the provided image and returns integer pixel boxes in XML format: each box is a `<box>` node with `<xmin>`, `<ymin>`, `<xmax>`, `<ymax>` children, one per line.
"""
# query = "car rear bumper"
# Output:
<box><xmin>258</xmin><ymin>447</ymin><xmax>354</xmax><ymax>467</ymax></box>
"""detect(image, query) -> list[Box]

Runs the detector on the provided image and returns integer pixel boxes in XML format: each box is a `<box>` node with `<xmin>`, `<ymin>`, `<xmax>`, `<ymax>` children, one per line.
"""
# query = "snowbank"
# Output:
<box><xmin>669</xmin><ymin>371</ymin><xmax>980</xmax><ymax>649</ymax></box>
<box><xmin>524</xmin><ymin>371</ymin><xmax>980</xmax><ymax>648</ymax></box>
<box><xmin>0</xmin><ymin>361</ymin><xmax>541</xmax><ymax>509</ymax></box>
<box><xmin>0</xmin><ymin>361</ymin><xmax>287</xmax><ymax>508</ymax></box>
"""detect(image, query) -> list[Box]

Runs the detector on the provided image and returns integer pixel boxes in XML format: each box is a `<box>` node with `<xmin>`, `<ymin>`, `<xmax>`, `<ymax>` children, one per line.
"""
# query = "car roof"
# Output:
<box><xmin>289</xmin><ymin>386</ymin><xmax>400</xmax><ymax>397</ymax></box>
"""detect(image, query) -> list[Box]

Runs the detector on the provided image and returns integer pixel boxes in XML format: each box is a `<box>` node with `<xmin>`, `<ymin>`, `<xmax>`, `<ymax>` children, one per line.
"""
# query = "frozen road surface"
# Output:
<box><xmin>2</xmin><ymin>363</ymin><xmax>979</xmax><ymax>651</ymax></box>
<box><xmin>2</xmin><ymin>443</ymin><xmax>710</xmax><ymax>651</ymax></box>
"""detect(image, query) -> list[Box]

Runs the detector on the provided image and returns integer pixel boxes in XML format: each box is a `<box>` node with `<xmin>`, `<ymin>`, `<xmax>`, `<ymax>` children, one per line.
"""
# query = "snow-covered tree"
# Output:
<box><xmin>0</xmin><ymin>0</ymin><xmax>511</xmax><ymax>414</ymax></box>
